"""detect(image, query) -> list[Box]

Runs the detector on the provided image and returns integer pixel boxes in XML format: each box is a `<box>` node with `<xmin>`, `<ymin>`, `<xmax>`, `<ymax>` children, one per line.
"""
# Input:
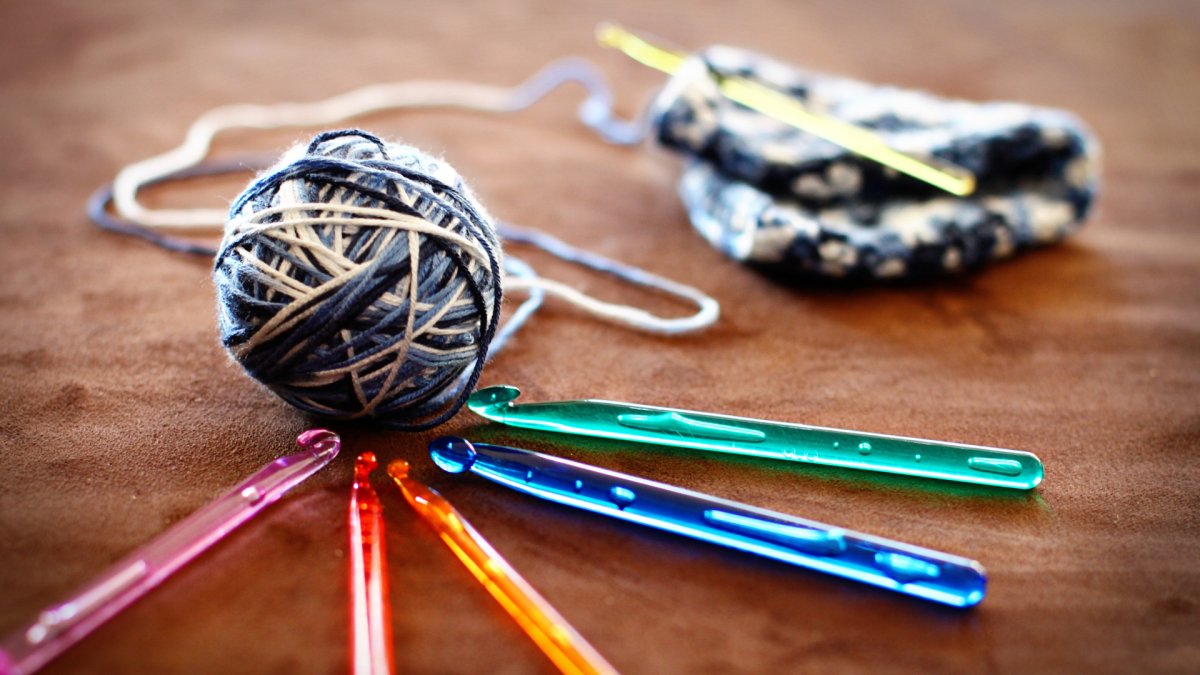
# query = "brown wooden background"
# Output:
<box><xmin>1</xmin><ymin>1</ymin><xmax>1197</xmax><ymax>673</ymax></box>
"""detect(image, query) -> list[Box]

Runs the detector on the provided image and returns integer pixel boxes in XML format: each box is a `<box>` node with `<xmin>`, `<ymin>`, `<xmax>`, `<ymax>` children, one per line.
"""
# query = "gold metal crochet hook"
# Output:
<box><xmin>596</xmin><ymin>23</ymin><xmax>976</xmax><ymax>196</ymax></box>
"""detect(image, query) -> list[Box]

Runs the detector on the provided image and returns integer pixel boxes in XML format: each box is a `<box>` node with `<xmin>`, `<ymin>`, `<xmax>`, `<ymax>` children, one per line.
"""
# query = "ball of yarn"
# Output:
<box><xmin>214</xmin><ymin>130</ymin><xmax>502</xmax><ymax>429</ymax></box>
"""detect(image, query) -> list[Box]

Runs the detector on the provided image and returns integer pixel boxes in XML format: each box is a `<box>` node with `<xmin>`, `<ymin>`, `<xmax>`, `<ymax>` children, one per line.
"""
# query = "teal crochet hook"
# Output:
<box><xmin>467</xmin><ymin>386</ymin><xmax>1043</xmax><ymax>489</ymax></box>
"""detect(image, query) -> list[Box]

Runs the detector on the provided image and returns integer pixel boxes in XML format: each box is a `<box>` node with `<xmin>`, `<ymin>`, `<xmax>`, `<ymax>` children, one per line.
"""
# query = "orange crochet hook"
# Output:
<box><xmin>350</xmin><ymin>453</ymin><xmax>393</xmax><ymax>675</ymax></box>
<box><xmin>386</xmin><ymin>460</ymin><xmax>619</xmax><ymax>675</ymax></box>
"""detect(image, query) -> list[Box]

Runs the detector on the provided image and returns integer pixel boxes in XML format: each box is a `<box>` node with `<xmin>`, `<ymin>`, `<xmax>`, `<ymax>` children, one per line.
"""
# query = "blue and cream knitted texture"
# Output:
<box><xmin>653</xmin><ymin>47</ymin><xmax>1101</xmax><ymax>279</ymax></box>
<box><xmin>214</xmin><ymin>130</ymin><xmax>502</xmax><ymax>430</ymax></box>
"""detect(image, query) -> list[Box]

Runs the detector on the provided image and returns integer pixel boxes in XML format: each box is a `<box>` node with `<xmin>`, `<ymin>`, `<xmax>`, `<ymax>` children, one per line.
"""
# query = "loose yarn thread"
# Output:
<box><xmin>92</xmin><ymin>57</ymin><xmax>720</xmax><ymax>427</ymax></box>
<box><xmin>111</xmin><ymin>58</ymin><xmax>644</xmax><ymax>230</ymax></box>
<box><xmin>101</xmin><ymin>56</ymin><xmax>717</xmax><ymax>337</ymax></box>
<box><xmin>215</xmin><ymin>130</ymin><xmax>502</xmax><ymax>429</ymax></box>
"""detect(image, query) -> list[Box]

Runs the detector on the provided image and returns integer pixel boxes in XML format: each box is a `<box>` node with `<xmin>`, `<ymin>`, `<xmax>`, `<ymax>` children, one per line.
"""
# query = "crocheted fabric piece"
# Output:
<box><xmin>652</xmin><ymin>46</ymin><xmax>1101</xmax><ymax>278</ymax></box>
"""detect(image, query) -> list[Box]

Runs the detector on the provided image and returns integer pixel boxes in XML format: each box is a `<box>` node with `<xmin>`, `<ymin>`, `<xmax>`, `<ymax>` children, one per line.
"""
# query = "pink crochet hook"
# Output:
<box><xmin>0</xmin><ymin>429</ymin><xmax>341</xmax><ymax>675</ymax></box>
<box><xmin>348</xmin><ymin>452</ymin><xmax>393</xmax><ymax>675</ymax></box>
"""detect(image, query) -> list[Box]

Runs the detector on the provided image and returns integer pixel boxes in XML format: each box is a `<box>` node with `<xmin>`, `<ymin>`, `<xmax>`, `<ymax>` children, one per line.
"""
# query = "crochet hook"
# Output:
<box><xmin>0</xmin><ymin>430</ymin><xmax>341</xmax><ymax>675</ymax></box>
<box><xmin>467</xmin><ymin>386</ymin><xmax>1043</xmax><ymax>490</ymax></box>
<box><xmin>385</xmin><ymin>460</ymin><xmax>620</xmax><ymax>675</ymax></box>
<box><xmin>596</xmin><ymin>23</ymin><xmax>976</xmax><ymax>196</ymax></box>
<box><xmin>429</xmin><ymin>436</ymin><xmax>987</xmax><ymax>607</ymax></box>
<box><xmin>349</xmin><ymin>453</ymin><xmax>394</xmax><ymax>675</ymax></box>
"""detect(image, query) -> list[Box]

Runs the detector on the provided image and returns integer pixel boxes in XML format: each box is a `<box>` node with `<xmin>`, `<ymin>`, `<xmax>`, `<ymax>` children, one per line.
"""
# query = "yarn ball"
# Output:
<box><xmin>214</xmin><ymin>130</ymin><xmax>502</xmax><ymax>430</ymax></box>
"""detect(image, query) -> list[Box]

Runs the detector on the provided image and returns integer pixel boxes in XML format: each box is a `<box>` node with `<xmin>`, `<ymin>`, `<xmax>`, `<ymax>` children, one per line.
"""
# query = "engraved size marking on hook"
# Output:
<box><xmin>875</xmin><ymin>552</ymin><xmax>941</xmax><ymax>582</ymax></box>
<box><xmin>704</xmin><ymin>510</ymin><xmax>846</xmax><ymax>556</ymax></box>
<box><xmin>967</xmin><ymin>457</ymin><xmax>1023</xmax><ymax>476</ymax></box>
<box><xmin>616</xmin><ymin>412</ymin><xmax>766</xmax><ymax>442</ymax></box>
<box><xmin>28</xmin><ymin>560</ymin><xmax>149</xmax><ymax>644</ymax></box>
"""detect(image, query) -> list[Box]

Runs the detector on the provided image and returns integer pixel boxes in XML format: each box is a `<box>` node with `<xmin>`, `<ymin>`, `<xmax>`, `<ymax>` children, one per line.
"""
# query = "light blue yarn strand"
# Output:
<box><xmin>506</xmin><ymin>57</ymin><xmax>647</xmax><ymax>145</ymax></box>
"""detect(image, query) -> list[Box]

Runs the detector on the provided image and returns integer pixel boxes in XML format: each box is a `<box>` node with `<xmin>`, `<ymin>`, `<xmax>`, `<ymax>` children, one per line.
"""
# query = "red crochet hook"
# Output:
<box><xmin>349</xmin><ymin>452</ymin><xmax>394</xmax><ymax>675</ymax></box>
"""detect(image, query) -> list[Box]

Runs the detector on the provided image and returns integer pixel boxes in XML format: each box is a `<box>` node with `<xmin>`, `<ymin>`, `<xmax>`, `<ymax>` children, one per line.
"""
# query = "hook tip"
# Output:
<box><xmin>354</xmin><ymin>452</ymin><xmax>378</xmax><ymax>474</ymax></box>
<box><xmin>429</xmin><ymin>436</ymin><xmax>477</xmax><ymax>474</ymax></box>
<box><xmin>387</xmin><ymin>459</ymin><xmax>411</xmax><ymax>480</ymax></box>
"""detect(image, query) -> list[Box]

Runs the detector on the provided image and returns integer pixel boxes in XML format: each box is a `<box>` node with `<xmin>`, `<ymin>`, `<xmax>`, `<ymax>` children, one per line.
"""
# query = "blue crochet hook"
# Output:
<box><xmin>429</xmin><ymin>436</ymin><xmax>987</xmax><ymax>607</ymax></box>
<box><xmin>467</xmin><ymin>386</ymin><xmax>1044</xmax><ymax>490</ymax></box>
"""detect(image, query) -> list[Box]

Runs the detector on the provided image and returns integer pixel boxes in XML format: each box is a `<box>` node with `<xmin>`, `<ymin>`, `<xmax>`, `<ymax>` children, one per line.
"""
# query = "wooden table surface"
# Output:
<box><xmin>1</xmin><ymin>1</ymin><xmax>1197</xmax><ymax>673</ymax></box>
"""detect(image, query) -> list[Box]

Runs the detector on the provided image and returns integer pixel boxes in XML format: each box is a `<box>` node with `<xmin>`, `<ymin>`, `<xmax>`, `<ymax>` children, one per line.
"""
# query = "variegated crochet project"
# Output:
<box><xmin>652</xmin><ymin>46</ymin><xmax>1101</xmax><ymax>279</ymax></box>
